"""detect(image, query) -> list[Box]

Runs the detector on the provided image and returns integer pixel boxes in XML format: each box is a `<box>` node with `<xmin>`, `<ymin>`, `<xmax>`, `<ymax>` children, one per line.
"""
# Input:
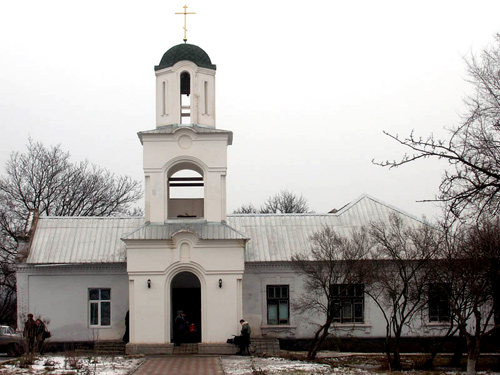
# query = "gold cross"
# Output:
<box><xmin>175</xmin><ymin>5</ymin><xmax>196</xmax><ymax>43</ymax></box>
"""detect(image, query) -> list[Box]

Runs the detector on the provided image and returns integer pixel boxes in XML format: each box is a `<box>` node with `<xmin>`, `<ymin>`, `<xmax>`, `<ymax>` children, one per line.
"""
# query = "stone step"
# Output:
<box><xmin>172</xmin><ymin>343</ymin><xmax>199</xmax><ymax>355</ymax></box>
<box><xmin>93</xmin><ymin>341</ymin><xmax>126</xmax><ymax>354</ymax></box>
<box><xmin>251</xmin><ymin>339</ymin><xmax>280</xmax><ymax>355</ymax></box>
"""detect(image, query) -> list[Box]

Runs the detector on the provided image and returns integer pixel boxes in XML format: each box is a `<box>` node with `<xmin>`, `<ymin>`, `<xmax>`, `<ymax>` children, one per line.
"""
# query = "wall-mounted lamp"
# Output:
<box><xmin>218</xmin><ymin>279</ymin><xmax>222</xmax><ymax>288</ymax></box>
<box><xmin>147</xmin><ymin>279</ymin><xmax>151</xmax><ymax>289</ymax></box>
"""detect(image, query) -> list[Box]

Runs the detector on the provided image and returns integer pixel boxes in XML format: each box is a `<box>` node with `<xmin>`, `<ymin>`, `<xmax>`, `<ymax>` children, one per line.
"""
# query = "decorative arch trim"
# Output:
<box><xmin>164</xmin><ymin>263</ymin><xmax>207</xmax><ymax>343</ymax></box>
<box><xmin>164</xmin><ymin>156</ymin><xmax>208</xmax><ymax>178</ymax></box>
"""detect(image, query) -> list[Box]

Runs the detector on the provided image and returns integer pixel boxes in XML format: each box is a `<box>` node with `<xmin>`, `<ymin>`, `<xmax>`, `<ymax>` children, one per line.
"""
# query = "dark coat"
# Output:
<box><xmin>23</xmin><ymin>318</ymin><xmax>36</xmax><ymax>339</ymax></box>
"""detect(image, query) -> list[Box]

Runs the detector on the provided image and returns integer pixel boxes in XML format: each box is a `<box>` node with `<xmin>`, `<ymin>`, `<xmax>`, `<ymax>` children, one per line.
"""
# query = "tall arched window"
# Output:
<box><xmin>180</xmin><ymin>72</ymin><xmax>191</xmax><ymax>124</ymax></box>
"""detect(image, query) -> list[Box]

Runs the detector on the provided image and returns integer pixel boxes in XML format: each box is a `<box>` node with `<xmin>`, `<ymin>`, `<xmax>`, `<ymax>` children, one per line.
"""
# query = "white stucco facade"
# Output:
<box><xmin>155</xmin><ymin>60</ymin><xmax>216</xmax><ymax>128</ymax></box>
<box><xmin>14</xmin><ymin>42</ymin><xmax>458</xmax><ymax>354</ymax></box>
<box><xmin>16</xmin><ymin>264</ymin><xmax>129</xmax><ymax>342</ymax></box>
<box><xmin>124</xmin><ymin>233</ymin><xmax>245</xmax><ymax>347</ymax></box>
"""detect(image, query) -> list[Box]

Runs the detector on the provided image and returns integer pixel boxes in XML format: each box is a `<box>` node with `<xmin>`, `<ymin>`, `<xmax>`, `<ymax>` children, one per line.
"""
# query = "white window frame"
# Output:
<box><xmin>89</xmin><ymin>288</ymin><xmax>111</xmax><ymax>327</ymax></box>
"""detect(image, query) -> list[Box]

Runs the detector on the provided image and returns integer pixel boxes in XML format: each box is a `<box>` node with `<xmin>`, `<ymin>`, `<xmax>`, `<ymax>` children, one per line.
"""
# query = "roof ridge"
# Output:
<box><xmin>336</xmin><ymin>193</ymin><xmax>427</xmax><ymax>224</ymax></box>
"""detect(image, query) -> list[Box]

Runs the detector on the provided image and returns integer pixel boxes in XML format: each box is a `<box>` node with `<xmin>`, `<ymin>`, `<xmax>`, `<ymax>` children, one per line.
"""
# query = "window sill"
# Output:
<box><xmin>423</xmin><ymin>322</ymin><xmax>451</xmax><ymax>332</ymax></box>
<box><xmin>426</xmin><ymin>321</ymin><xmax>451</xmax><ymax>326</ymax></box>
<box><xmin>89</xmin><ymin>326</ymin><xmax>112</xmax><ymax>329</ymax></box>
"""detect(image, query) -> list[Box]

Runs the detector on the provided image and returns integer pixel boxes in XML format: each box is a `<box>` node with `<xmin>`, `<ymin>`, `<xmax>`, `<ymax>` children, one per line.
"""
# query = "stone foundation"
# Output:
<box><xmin>126</xmin><ymin>343</ymin><xmax>174</xmax><ymax>355</ymax></box>
<box><xmin>125</xmin><ymin>339</ymin><xmax>281</xmax><ymax>355</ymax></box>
<box><xmin>198</xmin><ymin>343</ymin><xmax>239</xmax><ymax>355</ymax></box>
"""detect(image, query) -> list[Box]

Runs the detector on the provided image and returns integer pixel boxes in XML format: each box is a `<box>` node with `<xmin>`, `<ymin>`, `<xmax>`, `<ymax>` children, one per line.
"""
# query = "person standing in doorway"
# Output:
<box><xmin>23</xmin><ymin>314</ymin><xmax>36</xmax><ymax>354</ymax></box>
<box><xmin>237</xmin><ymin>319</ymin><xmax>251</xmax><ymax>355</ymax></box>
<box><xmin>174</xmin><ymin>310</ymin><xmax>186</xmax><ymax>346</ymax></box>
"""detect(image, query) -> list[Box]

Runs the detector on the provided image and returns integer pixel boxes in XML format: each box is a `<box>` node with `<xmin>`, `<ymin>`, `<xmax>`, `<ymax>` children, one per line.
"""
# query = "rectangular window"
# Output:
<box><xmin>89</xmin><ymin>288</ymin><xmax>111</xmax><ymax>327</ymax></box>
<box><xmin>267</xmin><ymin>285</ymin><xmax>289</xmax><ymax>325</ymax></box>
<box><xmin>429</xmin><ymin>283</ymin><xmax>450</xmax><ymax>322</ymax></box>
<box><xmin>331</xmin><ymin>284</ymin><xmax>364</xmax><ymax>323</ymax></box>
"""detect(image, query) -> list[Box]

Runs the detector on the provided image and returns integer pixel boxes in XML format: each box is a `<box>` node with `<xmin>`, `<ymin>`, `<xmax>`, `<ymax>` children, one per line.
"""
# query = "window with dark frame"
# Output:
<box><xmin>428</xmin><ymin>283</ymin><xmax>450</xmax><ymax>322</ymax></box>
<box><xmin>89</xmin><ymin>288</ymin><xmax>111</xmax><ymax>327</ymax></box>
<box><xmin>267</xmin><ymin>285</ymin><xmax>289</xmax><ymax>325</ymax></box>
<box><xmin>331</xmin><ymin>284</ymin><xmax>364</xmax><ymax>323</ymax></box>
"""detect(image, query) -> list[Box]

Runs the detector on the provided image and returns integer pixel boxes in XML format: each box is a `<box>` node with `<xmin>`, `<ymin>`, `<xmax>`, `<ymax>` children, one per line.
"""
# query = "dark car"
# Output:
<box><xmin>0</xmin><ymin>325</ymin><xmax>23</xmax><ymax>356</ymax></box>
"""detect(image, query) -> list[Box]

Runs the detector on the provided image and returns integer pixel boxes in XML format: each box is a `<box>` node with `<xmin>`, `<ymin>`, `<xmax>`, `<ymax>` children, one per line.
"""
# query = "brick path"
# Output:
<box><xmin>133</xmin><ymin>356</ymin><xmax>224</xmax><ymax>375</ymax></box>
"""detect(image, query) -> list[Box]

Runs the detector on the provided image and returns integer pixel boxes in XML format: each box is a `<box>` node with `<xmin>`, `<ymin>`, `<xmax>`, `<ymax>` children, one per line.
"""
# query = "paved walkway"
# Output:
<box><xmin>133</xmin><ymin>356</ymin><xmax>225</xmax><ymax>375</ymax></box>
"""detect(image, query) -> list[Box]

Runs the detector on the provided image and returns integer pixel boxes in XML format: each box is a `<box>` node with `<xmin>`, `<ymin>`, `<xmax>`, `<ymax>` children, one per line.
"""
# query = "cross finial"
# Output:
<box><xmin>175</xmin><ymin>5</ymin><xmax>196</xmax><ymax>43</ymax></box>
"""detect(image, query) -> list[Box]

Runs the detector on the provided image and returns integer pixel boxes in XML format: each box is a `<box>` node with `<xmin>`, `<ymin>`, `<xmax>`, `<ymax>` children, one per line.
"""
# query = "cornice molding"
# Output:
<box><xmin>16</xmin><ymin>263</ymin><xmax>127</xmax><ymax>274</ymax></box>
<box><xmin>245</xmin><ymin>262</ymin><xmax>293</xmax><ymax>271</ymax></box>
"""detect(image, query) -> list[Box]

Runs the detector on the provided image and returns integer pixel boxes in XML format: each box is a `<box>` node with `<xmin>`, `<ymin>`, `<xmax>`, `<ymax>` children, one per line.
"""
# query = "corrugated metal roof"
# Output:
<box><xmin>24</xmin><ymin>194</ymin><xmax>425</xmax><ymax>264</ymax></box>
<box><xmin>26</xmin><ymin>217</ymin><xmax>144</xmax><ymax>264</ymax></box>
<box><xmin>122</xmin><ymin>220</ymin><xmax>248</xmax><ymax>241</ymax></box>
<box><xmin>226</xmin><ymin>194</ymin><xmax>426</xmax><ymax>262</ymax></box>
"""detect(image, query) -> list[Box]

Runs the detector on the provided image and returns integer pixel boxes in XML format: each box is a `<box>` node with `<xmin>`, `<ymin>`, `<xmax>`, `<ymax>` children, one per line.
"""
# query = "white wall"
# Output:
<box><xmin>142</xmin><ymin>129</ymin><xmax>230</xmax><ymax>223</ymax></box>
<box><xmin>16</xmin><ymin>264</ymin><xmax>128</xmax><ymax>342</ymax></box>
<box><xmin>125</xmin><ymin>232</ymin><xmax>246</xmax><ymax>345</ymax></box>
<box><xmin>155</xmin><ymin>61</ymin><xmax>216</xmax><ymax>128</ymax></box>
<box><xmin>243</xmin><ymin>263</ymin><xmax>456</xmax><ymax>340</ymax></box>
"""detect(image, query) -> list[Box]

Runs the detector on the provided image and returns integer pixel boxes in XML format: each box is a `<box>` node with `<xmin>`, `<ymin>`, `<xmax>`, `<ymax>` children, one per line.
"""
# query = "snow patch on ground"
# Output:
<box><xmin>222</xmin><ymin>356</ymin><xmax>353</xmax><ymax>375</ymax></box>
<box><xmin>1</xmin><ymin>354</ymin><xmax>500</xmax><ymax>375</ymax></box>
<box><xmin>0</xmin><ymin>355</ymin><xmax>144</xmax><ymax>374</ymax></box>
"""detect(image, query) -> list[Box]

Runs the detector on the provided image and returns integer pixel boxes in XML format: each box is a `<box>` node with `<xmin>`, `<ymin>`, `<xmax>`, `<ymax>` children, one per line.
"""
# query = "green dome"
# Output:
<box><xmin>155</xmin><ymin>44</ymin><xmax>216</xmax><ymax>71</ymax></box>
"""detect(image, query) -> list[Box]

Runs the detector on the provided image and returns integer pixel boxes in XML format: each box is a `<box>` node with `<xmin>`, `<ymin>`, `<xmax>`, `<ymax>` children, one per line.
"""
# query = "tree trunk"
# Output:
<box><xmin>450</xmin><ymin>331</ymin><xmax>464</xmax><ymax>367</ymax></box>
<box><xmin>467</xmin><ymin>359</ymin><xmax>477</xmax><ymax>375</ymax></box>
<box><xmin>493</xmin><ymin>263</ymin><xmax>500</xmax><ymax>370</ymax></box>
<box><xmin>392</xmin><ymin>336</ymin><xmax>402</xmax><ymax>370</ymax></box>
<box><xmin>423</xmin><ymin>346</ymin><xmax>439</xmax><ymax>369</ymax></box>
<box><xmin>466</xmin><ymin>336</ymin><xmax>481</xmax><ymax>375</ymax></box>
<box><xmin>307</xmin><ymin>321</ymin><xmax>332</xmax><ymax>360</ymax></box>
<box><xmin>384</xmin><ymin>333</ymin><xmax>392</xmax><ymax>371</ymax></box>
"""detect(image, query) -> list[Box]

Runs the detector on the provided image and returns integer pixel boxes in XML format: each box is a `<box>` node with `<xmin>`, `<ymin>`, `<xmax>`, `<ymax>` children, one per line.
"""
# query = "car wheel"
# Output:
<box><xmin>6</xmin><ymin>343</ymin><xmax>22</xmax><ymax>357</ymax></box>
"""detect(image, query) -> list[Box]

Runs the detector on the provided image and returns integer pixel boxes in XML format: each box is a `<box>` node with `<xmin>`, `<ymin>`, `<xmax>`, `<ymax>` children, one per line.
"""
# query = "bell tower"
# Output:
<box><xmin>155</xmin><ymin>44</ymin><xmax>216</xmax><ymax>127</ymax></box>
<box><xmin>126</xmin><ymin>38</ymin><xmax>246</xmax><ymax>354</ymax></box>
<box><xmin>138</xmin><ymin>43</ymin><xmax>232</xmax><ymax>224</ymax></box>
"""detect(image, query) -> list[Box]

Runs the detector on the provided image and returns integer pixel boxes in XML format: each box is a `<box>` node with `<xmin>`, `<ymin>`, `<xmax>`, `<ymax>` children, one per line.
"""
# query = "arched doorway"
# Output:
<box><xmin>171</xmin><ymin>271</ymin><xmax>201</xmax><ymax>343</ymax></box>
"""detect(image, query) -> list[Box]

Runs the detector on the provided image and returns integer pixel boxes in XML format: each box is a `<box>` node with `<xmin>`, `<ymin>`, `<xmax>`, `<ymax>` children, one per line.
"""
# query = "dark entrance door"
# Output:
<box><xmin>171</xmin><ymin>271</ymin><xmax>201</xmax><ymax>343</ymax></box>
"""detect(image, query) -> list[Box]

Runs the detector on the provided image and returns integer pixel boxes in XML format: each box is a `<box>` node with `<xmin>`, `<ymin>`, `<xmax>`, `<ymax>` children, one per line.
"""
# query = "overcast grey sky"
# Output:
<box><xmin>1</xmin><ymin>0</ymin><xmax>499</xmax><ymax>221</ymax></box>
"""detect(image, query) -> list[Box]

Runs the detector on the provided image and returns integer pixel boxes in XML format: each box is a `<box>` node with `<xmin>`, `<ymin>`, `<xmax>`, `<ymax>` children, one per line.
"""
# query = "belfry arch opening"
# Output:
<box><xmin>171</xmin><ymin>271</ymin><xmax>201</xmax><ymax>343</ymax></box>
<box><xmin>180</xmin><ymin>72</ymin><xmax>191</xmax><ymax>124</ymax></box>
<box><xmin>168</xmin><ymin>165</ymin><xmax>204</xmax><ymax>219</ymax></box>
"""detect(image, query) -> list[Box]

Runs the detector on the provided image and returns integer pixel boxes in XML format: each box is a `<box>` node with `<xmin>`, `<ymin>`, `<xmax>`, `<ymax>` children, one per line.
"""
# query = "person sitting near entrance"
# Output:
<box><xmin>237</xmin><ymin>319</ymin><xmax>251</xmax><ymax>355</ymax></box>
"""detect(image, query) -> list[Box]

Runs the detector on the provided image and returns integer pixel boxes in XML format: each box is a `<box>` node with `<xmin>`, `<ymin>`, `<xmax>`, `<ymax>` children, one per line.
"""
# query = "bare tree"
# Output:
<box><xmin>0</xmin><ymin>139</ymin><xmax>143</xmax><ymax>217</ymax></box>
<box><xmin>232</xmin><ymin>203</ymin><xmax>258</xmax><ymax>214</ymax></box>
<box><xmin>436</xmin><ymin>218</ymin><xmax>500</xmax><ymax>375</ymax></box>
<box><xmin>366</xmin><ymin>214</ymin><xmax>440</xmax><ymax>370</ymax></box>
<box><xmin>233</xmin><ymin>190</ymin><xmax>310</xmax><ymax>214</ymax></box>
<box><xmin>291</xmin><ymin>226</ymin><xmax>371</xmax><ymax>359</ymax></box>
<box><xmin>260</xmin><ymin>190</ymin><xmax>309</xmax><ymax>214</ymax></box>
<box><xmin>375</xmin><ymin>33</ymin><xmax>500</xmax><ymax>221</ymax></box>
<box><xmin>0</xmin><ymin>139</ymin><xmax>143</xmax><ymax>325</ymax></box>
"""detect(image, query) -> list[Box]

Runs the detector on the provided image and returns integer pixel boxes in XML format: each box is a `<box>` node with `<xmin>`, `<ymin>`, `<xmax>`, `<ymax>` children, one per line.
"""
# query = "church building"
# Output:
<box><xmin>16</xmin><ymin>40</ymin><xmax>442</xmax><ymax>354</ymax></box>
